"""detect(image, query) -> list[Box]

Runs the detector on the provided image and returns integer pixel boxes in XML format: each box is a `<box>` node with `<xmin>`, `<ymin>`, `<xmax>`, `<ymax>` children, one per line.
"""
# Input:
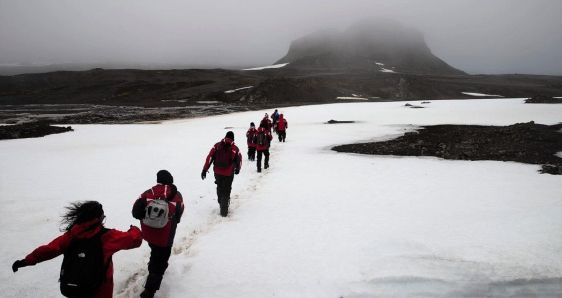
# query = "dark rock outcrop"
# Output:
<box><xmin>333</xmin><ymin>122</ymin><xmax>562</xmax><ymax>174</ymax></box>
<box><xmin>0</xmin><ymin>122</ymin><xmax>73</xmax><ymax>140</ymax></box>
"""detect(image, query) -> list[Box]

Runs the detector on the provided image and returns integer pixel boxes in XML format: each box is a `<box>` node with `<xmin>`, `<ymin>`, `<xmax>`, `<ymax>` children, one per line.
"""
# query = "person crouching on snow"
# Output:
<box><xmin>12</xmin><ymin>201</ymin><xmax>142</xmax><ymax>298</ymax></box>
<box><xmin>132</xmin><ymin>170</ymin><xmax>184</xmax><ymax>298</ymax></box>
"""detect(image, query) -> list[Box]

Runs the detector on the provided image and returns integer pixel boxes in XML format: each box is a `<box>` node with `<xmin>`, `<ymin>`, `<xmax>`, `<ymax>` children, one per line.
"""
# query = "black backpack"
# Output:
<box><xmin>59</xmin><ymin>228</ymin><xmax>109</xmax><ymax>297</ymax></box>
<box><xmin>214</xmin><ymin>142</ymin><xmax>232</xmax><ymax>168</ymax></box>
<box><xmin>255</xmin><ymin>131</ymin><xmax>267</xmax><ymax>146</ymax></box>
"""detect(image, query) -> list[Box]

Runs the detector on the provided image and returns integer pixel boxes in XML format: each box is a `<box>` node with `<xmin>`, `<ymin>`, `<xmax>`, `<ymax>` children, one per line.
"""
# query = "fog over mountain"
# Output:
<box><xmin>0</xmin><ymin>0</ymin><xmax>561</xmax><ymax>75</ymax></box>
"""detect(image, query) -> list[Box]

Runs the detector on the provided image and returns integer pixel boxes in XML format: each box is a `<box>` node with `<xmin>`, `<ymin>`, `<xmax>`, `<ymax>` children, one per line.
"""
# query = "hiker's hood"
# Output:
<box><xmin>69</xmin><ymin>218</ymin><xmax>104</xmax><ymax>240</ymax></box>
<box><xmin>151</xmin><ymin>183</ymin><xmax>176</xmax><ymax>198</ymax></box>
<box><xmin>222</xmin><ymin>137</ymin><xmax>234</xmax><ymax>145</ymax></box>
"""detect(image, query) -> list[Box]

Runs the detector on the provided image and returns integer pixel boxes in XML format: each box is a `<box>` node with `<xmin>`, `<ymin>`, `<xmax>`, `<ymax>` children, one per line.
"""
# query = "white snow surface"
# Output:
<box><xmin>380</xmin><ymin>68</ymin><xmax>395</xmax><ymax>73</ymax></box>
<box><xmin>224</xmin><ymin>86</ymin><xmax>253</xmax><ymax>94</ymax></box>
<box><xmin>242</xmin><ymin>63</ymin><xmax>289</xmax><ymax>71</ymax></box>
<box><xmin>375</xmin><ymin>62</ymin><xmax>385</xmax><ymax>66</ymax></box>
<box><xmin>1</xmin><ymin>98</ymin><xmax>562</xmax><ymax>297</ymax></box>
<box><xmin>462</xmin><ymin>92</ymin><xmax>503</xmax><ymax>97</ymax></box>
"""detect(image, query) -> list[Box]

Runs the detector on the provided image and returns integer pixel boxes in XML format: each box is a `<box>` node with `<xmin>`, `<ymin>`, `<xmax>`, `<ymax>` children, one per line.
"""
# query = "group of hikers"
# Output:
<box><xmin>202</xmin><ymin>109</ymin><xmax>288</xmax><ymax>216</ymax></box>
<box><xmin>11</xmin><ymin>109</ymin><xmax>288</xmax><ymax>298</ymax></box>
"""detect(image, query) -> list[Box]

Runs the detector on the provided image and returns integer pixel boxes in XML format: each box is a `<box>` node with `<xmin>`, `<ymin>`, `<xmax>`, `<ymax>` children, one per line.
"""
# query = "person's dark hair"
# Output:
<box><xmin>60</xmin><ymin>201</ymin><xmax>104</xmax><ymax>231</ymax></box>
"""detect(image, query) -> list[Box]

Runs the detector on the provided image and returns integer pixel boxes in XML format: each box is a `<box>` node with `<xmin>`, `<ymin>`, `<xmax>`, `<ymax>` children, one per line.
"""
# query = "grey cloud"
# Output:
<box><xmin>0</xmin><ymin>0</ymin><xmax>561</xmax><ymax>74</ymax></box>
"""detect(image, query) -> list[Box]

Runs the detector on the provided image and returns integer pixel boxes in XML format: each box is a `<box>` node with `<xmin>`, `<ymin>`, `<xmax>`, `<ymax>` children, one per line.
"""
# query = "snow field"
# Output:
<box><xmin>1</xmin><ymin>98</ymin><xmax>561</xmax><ymax>297</ymax></box>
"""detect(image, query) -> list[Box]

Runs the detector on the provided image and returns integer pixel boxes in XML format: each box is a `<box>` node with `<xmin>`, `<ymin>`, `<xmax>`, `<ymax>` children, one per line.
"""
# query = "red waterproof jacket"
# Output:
<box><xmin>260</xmin><ymin>117</ymin><xmax>273</xmax><ymax>132</ymax></box>
<box><xmin>134</xmin><ymin>184</ymin><xmax>184</xmax><ymax>247</ymax></box>
<box><xmin>246</xmin><ymin>127</ymin><xmax>257</xmax><ymax>148</ymax></box>
<box><xmin>255</xmin><ymin>127</ymin><xmax>273</xmax><ymax>151</ymax></box>
<box><xmin>23</xmin><ymin>219</ymin><xmax>142</xmax><ymax>298</ymax></box>
<box><xmin>203</xmin><ymin>138</ymin><xmax>242</xmax><ymax>176</ymax></box>
<box><xmin>277</xmin><ymin>115</ymin><xmax>288</xmax><ymax>131</ymax></box>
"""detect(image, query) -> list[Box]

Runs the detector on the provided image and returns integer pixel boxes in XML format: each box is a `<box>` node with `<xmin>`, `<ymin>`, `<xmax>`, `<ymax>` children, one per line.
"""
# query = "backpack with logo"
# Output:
<box><xmin>143</xmin><ymin>198</ymin><xmax>170</xmax><ymax>228</ymax></box>
<box><xmin>59</xmin><ymin>228</ymin><xmax>108</xmax><ymax>297</ymax></box>
<box><xmin>255</xmin><ymin>131</ymin><xmax>267</xmax><ymax>146</ymax></box>
<box><xmin>213</xmin><ymin>142</ymin><xmax>232</xmax><ymax>168</ymax></box>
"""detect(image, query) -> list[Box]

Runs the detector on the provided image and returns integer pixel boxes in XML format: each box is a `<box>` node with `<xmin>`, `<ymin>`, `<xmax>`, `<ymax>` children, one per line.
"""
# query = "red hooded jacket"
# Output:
<box><xmin>23</xmin><ymin>219</ymin><xmax>142</xmax><ymax>298</ymax></box>
<box><xmin>246</xmin><ymin>127</ymin><xmax>257</xmax><ymax>148</ymax></box>
<box><xmin>133</xmin><ymin>183</ymin><xmax>184</xmax><ymax>247</ymax></box>
<box><xmin>277</xmin><ymin>115</ymin><xmax>288</xmax><ymax>131</ymax></box>
<box><xmin>260</xmin><ymin>117</ymin><xmax>273</xmax><ymax>132</ymax></box>
<box><xmin>255</xmin><ymin>127</ymin><xmax>273</xmax><ymax>151</ymax></box>
<box><xmin>203</xmin><ymin>138</ymin><xmax>242</xmax><ymax>176</ymax></box>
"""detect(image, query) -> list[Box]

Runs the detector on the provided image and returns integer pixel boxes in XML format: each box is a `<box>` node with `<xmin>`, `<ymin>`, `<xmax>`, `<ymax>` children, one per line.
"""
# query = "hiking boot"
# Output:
<box><xmin>140</xmin><ymin>289</ymin><xmax>155</xmax><ymax>298</ymax></box>
<box><xmin>264</xmin><ymin>164</ymin><xmax>269</xmax><ymax>169</ymax></box>
<box><xmin>257</xmin><ymin>168</ymin><xmax>261</xmax><ymax>173</ymax></box>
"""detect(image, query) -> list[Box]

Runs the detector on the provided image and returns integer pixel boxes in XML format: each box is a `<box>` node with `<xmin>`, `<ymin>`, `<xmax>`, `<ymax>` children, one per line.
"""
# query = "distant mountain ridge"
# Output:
<box><xmin>276</xmin><ymin>19</ymin><xmax>465</xmax><ymax>75</ymax></box>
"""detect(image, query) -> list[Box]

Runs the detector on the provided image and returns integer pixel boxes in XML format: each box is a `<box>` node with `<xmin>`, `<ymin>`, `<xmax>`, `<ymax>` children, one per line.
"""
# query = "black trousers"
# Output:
<box><xmin>215</xmin><ymin>174</ymin><xmax>234</xmax><ymax>216</ymax></box>
<box><xmin>257</xmin><ymin>149</ymin><xmax>270</xmax><ymax>170</ymax></box>
<box><xmin>248</xmin><ymin>147</ymin><xmax>256</xmax><ymax>161</ymax></box>
<box><xmin>145</xmin><ymin>244</ymin><xmax>172</xmax><ymax>292</ymax></box>
<box><xmin>278</xmin><ymin>130</ymin><xmax>286</xmax><ymax>142</ymax></box>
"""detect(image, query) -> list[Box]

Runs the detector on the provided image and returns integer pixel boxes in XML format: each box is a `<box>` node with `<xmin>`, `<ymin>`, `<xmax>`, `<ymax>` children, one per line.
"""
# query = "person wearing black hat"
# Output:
<box><xmin>132</xmin><ymin>170</ymin><xmax>184</xmax><ymax>298</ymax></box>
<box><xmin>201</xmin><ymin>131</ymin><xmax>242</xmax><ymax>217</ymax></box>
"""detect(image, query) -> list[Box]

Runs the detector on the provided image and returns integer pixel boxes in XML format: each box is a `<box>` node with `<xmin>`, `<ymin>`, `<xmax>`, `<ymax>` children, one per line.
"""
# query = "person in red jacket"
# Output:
<box><xmin>246</xmin><ymin>122</ymin><xmax>257</xmax><ymax>161</ymax></box>
<box><xmin>276</xmin><ymin>113</ymin><xmax>288</xmax><ymax>142</ymax></box>
<box><xmin>254</xmin><ymin>123</ymin><xmax>273</xmax><ymax>172</ymax></box>
<box><xmin>201</xmin><ymin>131</ymin><xmax>242</xmax><ymax>217</ymax></box>
<box><xmin>12</xmin><ymin>201</ymin><xmax>142</xmax><ymax>298</ymax></box>
<box><xmin>132</xmin><ymin>170</ymin><xmax>184</xmax><ymax>298</ymax></box>
<box><xmin>260</xmin><ymin>113</ymin><xmax>273</xmax><ymax>133</ymax></box>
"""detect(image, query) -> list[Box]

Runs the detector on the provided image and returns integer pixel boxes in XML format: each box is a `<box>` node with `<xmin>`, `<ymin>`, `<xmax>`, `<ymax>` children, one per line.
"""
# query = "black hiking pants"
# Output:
<box><xmin>257</xmin><ymin>149</ymin><xmax>270</xmax><ymax>171</ymax></box>
<box><xmin>248</xmin><ymin>147</ymin><xmax>256</xmax><ymax>161</ymax></box>
<box><xmin>145</xmin><ymin>244</ymin><xmax>173</xmax><ymax>292</ymax></box>
<box><xmin>278</xmin><ymin>130</ymin><xmax>286</xmax><ymax>142</ymax></box>
<box><xmin>215</xmin><ymin>174</ymin><xmax>234</xmax><ymax>216</ymax></box>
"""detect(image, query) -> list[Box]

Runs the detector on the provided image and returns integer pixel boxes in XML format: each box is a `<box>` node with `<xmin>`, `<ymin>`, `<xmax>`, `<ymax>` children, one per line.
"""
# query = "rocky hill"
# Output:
<box><xmin>276</xmin><ymin>19</ymin><xmax>465</xmax><ymax>75</ymax></box>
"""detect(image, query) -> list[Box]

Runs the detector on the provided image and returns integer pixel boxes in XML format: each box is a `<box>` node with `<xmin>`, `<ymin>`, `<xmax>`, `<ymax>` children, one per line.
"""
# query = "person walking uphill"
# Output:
<box><xmin>12</xmin><ymin>201</ymin><xmax>142</xmax><ymax>298</ymax></box>
<box><xmin>246</xmin><ymin>122</ymin><xmax>257</xmax><ymax>161</ymax></box>
<box><xmin>277</xmin><ymin>113</ymin><xmax>288</xmax><ymax>142</ymax></box>
<box><xmin>132</xmin><ymin>170</ymin><xmax>184</xmax><ymax>298</ymax></box>
<box><xmin>201</xmin><ymin>131</ymin><xmax>242</xmax><ymax>217</ymax></box>
<box><xmin>255</xmin><ymin>124</ymin><xmax>273</xmax><ymax>172</ymax></box>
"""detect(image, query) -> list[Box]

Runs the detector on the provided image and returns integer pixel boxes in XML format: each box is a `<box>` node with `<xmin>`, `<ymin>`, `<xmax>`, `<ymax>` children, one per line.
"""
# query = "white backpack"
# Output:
<box><xmin>143</xmin><ymin>198</ymin><xmax>170</xmax><ymax>228</ymax></box>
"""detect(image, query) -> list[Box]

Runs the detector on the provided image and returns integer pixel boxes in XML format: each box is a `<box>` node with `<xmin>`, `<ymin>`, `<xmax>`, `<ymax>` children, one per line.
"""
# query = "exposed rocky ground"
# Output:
<box><xmin>0</xmin><ymin>121</ymin><xmax>73</xmax><ymax>140</ymax></box>
<box><xmin>525</xmin><ymin>95</ymin><xmax>562</xmax><ymax>104</ymax></box>
<box><xmin>1</xmin><ymin>18</ymin><xmax>561</xmax><ymax>138</ymax></box>
<box><xmin>332</xmin><ymin>122</ymin><xmax>562</xmax><ymax>174</ymax></box>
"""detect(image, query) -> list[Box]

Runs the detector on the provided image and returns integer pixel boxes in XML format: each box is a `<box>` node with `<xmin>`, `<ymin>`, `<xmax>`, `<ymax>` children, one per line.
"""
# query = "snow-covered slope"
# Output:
<box><xmin>1</xmin><ymin>99</ymin><xmax>561</xmax><ymax>297</ymax></box>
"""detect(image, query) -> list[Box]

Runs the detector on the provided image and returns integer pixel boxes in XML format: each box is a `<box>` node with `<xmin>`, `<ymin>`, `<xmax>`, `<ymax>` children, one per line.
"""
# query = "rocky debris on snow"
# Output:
<box><xmin>404</xmin><ymin>103</ymin><xmax>424</xmax><ymax>108</ymax></box>
<box><xmin>0</xmin><ymin>121</ymin><xmax>73</xmax><ymax>140</ymax></box>
<box><xmin>326</xmin><ymin>119</ymin><xmax>356</xmax><ymax>124</ymax></box>
<box><xmin>525</xmin><ymin>95</ymin><xmax>562</xmax><ymax>104</ymax></box>
<box><xmin>333</xmin><ymin>121</ymin><xmax>562</xmax><ymax>174</ymax></box>
<box><xmin>421</xmin><ymin>101</ymin><xmax>431</xmax><ymax>104</ymax></box>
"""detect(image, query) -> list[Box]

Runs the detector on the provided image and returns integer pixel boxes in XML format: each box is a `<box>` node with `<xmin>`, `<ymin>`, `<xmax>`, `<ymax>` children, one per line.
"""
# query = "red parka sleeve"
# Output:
<box><xmin>103</xmin><ymin>226</ymin><xmax>143</xmax><ymax>255</ymax></box>
<box><xmin>202</xmin><ymin>145</ymin><xmax>216</xmax><ymax>172</ymax></box>
<box><xmin>24</xmin><ymin>233</ymin><xmax>71</xmax><ymax>265</ymax></box>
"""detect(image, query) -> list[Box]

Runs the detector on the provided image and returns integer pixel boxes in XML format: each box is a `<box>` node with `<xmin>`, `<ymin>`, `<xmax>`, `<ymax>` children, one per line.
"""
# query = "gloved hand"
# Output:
<box><xmin>201</xmin><ymin>170</ymin><xmax>206</xmax><ymax>180</ymax></box>
<box><xmin>12</xmin><ymin>260</ymin><xmax>27</xmax><ymax>272</ymax></box>
<box><xmin>234</xmin><ymin>168</ymin><xmax>240</xmax><ymax>175</ymax></box>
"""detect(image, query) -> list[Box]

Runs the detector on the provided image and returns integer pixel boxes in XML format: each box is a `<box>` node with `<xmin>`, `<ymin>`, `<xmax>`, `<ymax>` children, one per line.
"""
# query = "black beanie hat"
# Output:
<box><xmin>250</xmin><ymin>122</ymin><xmax>255</xmax><ymax>127</ymax></box>
<box><xmin>225</xmin><ymin>131</ymin><xmax>234</xmax><ymax>140</ymax></box>
<box><xmin>157</xmin><ymin>170</ymin><xmax>173</xmax><ymax>184</ymax></box>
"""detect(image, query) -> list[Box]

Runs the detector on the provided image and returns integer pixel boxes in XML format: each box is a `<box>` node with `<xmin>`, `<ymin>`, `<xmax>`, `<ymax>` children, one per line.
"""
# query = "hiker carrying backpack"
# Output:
<box><xmin>12</xmin><ymin>201</ymin><xmax>142</xmax><ymax>298</ymax></box>
<box><xmin>201</xmin><ymin>131</ymin><xmax>242</xmax><ymax>217</ymax></box>
<box><xmin>254</xmin><ymin>125</ymin><xmax>273</xmax><ymax>172</ymax></box>
<box><xmin>132</xmin><ymin>170</ymin><xmax>184</xmax><ymax>298</ymax></box>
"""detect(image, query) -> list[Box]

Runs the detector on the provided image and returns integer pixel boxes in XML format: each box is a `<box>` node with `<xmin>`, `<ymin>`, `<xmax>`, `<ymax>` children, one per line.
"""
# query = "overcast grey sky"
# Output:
<box><xmin>1</xmin><ymin>0</ymin><xmax>561</xmax><ymax>75</ymax></box>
